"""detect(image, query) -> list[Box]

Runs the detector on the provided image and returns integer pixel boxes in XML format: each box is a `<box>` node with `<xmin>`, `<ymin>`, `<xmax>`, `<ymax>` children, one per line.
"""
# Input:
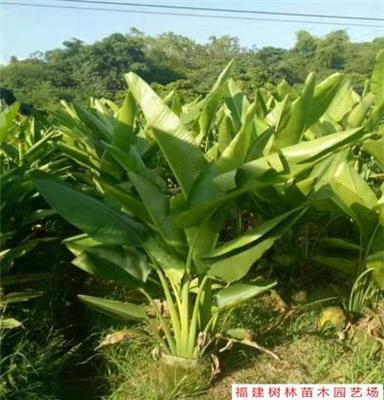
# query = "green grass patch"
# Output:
<box><xmin>98</xmin><ymin>294</ymin><xmax>384</xmax><ymax>400</ymax></box>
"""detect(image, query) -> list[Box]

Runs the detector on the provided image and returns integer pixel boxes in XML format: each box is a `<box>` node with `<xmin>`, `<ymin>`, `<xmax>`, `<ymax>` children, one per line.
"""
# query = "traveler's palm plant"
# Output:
<box><xmin>33</xmin><ymin>61</ymin><xmax>373</xmax><ymax>364</ymax></box>
<box><xmin>0</xmin><ymin>103</ymin><xmax>66</xmax><ymax>329</ymax></box>
<box><xmin>303</xmin><ymin>51</ymin><xmax>384</xmax><ymax>313</ymax></box>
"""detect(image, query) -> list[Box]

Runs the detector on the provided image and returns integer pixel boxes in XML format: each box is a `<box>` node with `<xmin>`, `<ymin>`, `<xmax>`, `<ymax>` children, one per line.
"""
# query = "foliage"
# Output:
<box><xmin>0</xmin><ymin>101</ymin><xmax>67</xmax><ymax>329</ymax></box>
<box><xmin>30</xmin><ymin>49</ymin><xmax>384</xmax><ymax>373</ymax></box>
<box><xmin>1</xmin><ymin>34</ymin><xmax>384</xmax><ymax>396</ymax></box>
<box><xmin>98</xmin><ymin>295</ymin><xmax>384</xmax><ymax>399</ymax></box>
<box><xmin>1</xmin><ymin>30</ymin><xmax>383</xmax><ymax>108</ymax></box>
<box><xmin>32</xmin><ymin>64</ymin><xmax>292</xmax><ymax>360</ymax></box>
<box><xmin>0</xmin><ymin>327</ymin><xmax>72</xmax><ymax>400</ymax></box>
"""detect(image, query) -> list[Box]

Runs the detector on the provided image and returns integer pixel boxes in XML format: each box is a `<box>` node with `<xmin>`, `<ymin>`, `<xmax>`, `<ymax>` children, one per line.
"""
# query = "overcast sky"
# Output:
<box><xmin>1</xmin><ymin>0</ymin><xmax>383</xmax><ymax>64</ymax></box>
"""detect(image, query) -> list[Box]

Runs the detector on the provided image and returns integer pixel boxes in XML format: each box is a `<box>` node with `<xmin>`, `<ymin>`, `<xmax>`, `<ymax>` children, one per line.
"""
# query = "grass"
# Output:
<box><xmin>206</xmin><ymin>335</ymin><xmax>384</xmax><ymax>400</ymax></box>
<box><xmin>0</xmin><ymin>327</ymin><xmax>73</xmax><ymax>400</ymax></box>
<box><xmin>2</xmin><ymin>267</ymin><xmax>382</xmax><ymax>400</ymax></box>
<box><xmin>0</xmin><ymin>242</ymin><xmax>100</xmax><ymax>400</ymax></box>
<box><xmin>97</xmin><ymin>292</ymin><xmax>384</xmax><ymax>400</ymax></box>
<box><xmin>98</xmin><ymin>334</ymin><xmax>211</xmax><ymax>400</ymax></box>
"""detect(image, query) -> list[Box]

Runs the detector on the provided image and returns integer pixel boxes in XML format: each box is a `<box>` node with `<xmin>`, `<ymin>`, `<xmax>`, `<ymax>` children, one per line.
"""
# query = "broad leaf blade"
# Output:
<box><xmin>215</xmin><ymin>281</ymin><xmax>277</xmax><ymax>311</ymax></box>
<box><xmin>371</xmin><ymin>50</ymin><xmax>384</xmax><ymax>105</ymax></box>
<box><xmin>78</xmin><ymin>294</ymin><xmax>146</xmax><ymax>321</ymax></box>
<box><xmin>0</xmin><ymin>103</ymin><xmax>19</xmax><ymax>144</ymax></box>
<box><xmin>208</xmin><ymin>237</ymin><xmax>276</xmax><ymax>282</ymax></box>
<box><xmin>198</xmin><ymin>60</ymin><xmax>234</xmax><ymax>138</ymax></box>
<box><xmin>143</xmin><ymin>237</ymin><xmax>185</xmax><ymax>286</ymax></box>
<box><xmin>32</xmin><ymin>171</ymin><xmax>146</xmax><ymax>245</ymax></box>
<box><xmin>273</xmin><ymin>73</ymin><xmax>315</xmax><ymax>149</ymax></box>
<box><xmin>126</xmin><ymin>72</ymin><xmax>208</xmax><ymax>196</ymax></box>
<box><xmin>206</xmin><ymin>209</ymin><xmax>303</xmax><ymax>258</ymax></box>
<box><xmin>86</xmin><ymin>245</ymin><xmax>152</xmax><ymax>282</ymax></box>
<box><xmin>367</xmin><ymin>251</ymin><xmax>384</xmax><ymax>289</ymax></box>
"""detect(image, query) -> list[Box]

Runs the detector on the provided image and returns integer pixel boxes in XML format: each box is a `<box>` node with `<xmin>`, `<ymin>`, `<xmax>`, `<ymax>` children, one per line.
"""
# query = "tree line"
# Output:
<box><xmin>1</xmin><ymin>28</ymin><xmax>383</xmax><ymax>108</ymax></box>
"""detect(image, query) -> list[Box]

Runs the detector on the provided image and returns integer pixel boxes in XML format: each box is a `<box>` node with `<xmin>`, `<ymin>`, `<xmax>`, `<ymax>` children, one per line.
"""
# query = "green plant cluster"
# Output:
<box><xmin>1</xmin><ymin>49</ymin><xmax>384</xmax><ymax>395</ymax></box>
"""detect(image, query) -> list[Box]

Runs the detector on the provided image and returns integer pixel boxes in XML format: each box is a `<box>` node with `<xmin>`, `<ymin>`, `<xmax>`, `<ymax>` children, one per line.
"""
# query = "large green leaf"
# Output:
<box><xmin>73</xmin><ymin>103</ymin><xmax>111</xmax><ymax>141</ymax></box>
<box><xmin>108</xmin><ymin>146</ymin><xmax>185</xmax><ymax>250</ymax></box>
<box><xmin>1</xmin><ymin>291</ymin><xmax>44</xmax><ymax>304</ymax></box>
<box><xmin>208</xmin><ymin>237</ymin><xmax>276</xmax><ymax>282</ymax></box>
<box><xmin>217</xmin><ymin>101</ymin><xmax>257</xmax><ymax>172</ymax></box>
<box><xmin>367</xmin><ymin>102</ymin><xmax>384</xmax><ymax>130</ymax></box>
<box><xmin>99</xmin><ymin>180</ymin><xmax>152</xmax><ymax>224</ymax></box>
<box><xmin>86</xmin><ymin>245</ymin><xmax>152</xmax><ymax>282</ymax></box>
<box><xmin>72</xmin><ymin>251</ymin><xmax>141</xmax><ymax>288</ymax></box>
<box><xmin>215</xmin><ymin>281</ymin><xmax>277</xmax><ymax>311</ymax></box>
<box><xmin>280</xmin><ymin>127</ymin><xmax>365</xmax><ymax>164</ymax></box>
<box><xmin>198</xmin><ymin>60</ymin><xmax>234</xmax><ymax>139</ymax></box>
<box><xmin>206</xmin><ymin>209</ymin><xmax>303</xmax><ymax>258</ymax></box>
<box><xmin>64</xmin><ymin>234</ymin><xmax>100</xmax><ymax>256</ymax></box>
<box><xmin>55</xmin><ymin>142</ymin><xmax>101</xmax><ymax>171</ymax></box>
<box><xmin>217</xmin><ymin>128</ymin><xmax>366</xmax><ymax>194</ymax></box>
<box><xmin>207</xmin><ymin>209</ymin><xmax>305</xmax><ymax>282</ymax></box>
<box><xmin>267</xmin><ymin>96</ymin><xmax>290</xmax><ymax>132</ymax></box>
<box><xmin>224</xmin><ymin>78</ymin><xmax>250</xmax><ymax>132</ymax></box>
<box><xmin>0</xmin><ymin>103</ymin><xmax>19</xmax><ymax>144</ymax></box>
<box><xmin>217</xmin><ymin>112</ymin><xmax>235</xmax><ymax>154</ymax></box>
<box><xmin>78</xmin><ymin>294</ymin><xmax>146</xmax><ymax>321</ymax></box>
<box><xmin>246</xmin><ymin>129</ymin><xmax>274</xmax><ymax>161</ymax></box>
<box><xmin>273</xmin><ymin>73</ymin><xmax>315</xmax><ymax>149</ymax></box>
<box><xmin>347</xmin><ymin>93</ymin><xmax>374</xmax><ymax>128</ymax></box>
<box><xmin>24</xmin><ymin>131</ymin><xmax>57</xmax><ymax>162</ymax></box>
<box><xmin>112</xmin><ymin>90</ymin><xmax>136</xmax><ymax>152</ymax></box>
<box><xmin>311</xmin><ymin>161</ymin><xmax>378</xmax><ymax>237</ymax></box>
<box><xmin>187</xmin><ymin>206</ymin><xmax>229</xmax><ymax>274</ymax></box>
<box><xmin>143</xmin><ymin>237</ymin><xmax>185</xmax><ymax>286</ymax></box>
<box><xmin>307</xmin><ymin>73</ymin><xmax>344</xmax><ymax>127</ymax></box>
<box><xmin>0</xmin><ymin>318</ymin><xmax>23</xmax><ymax>329</ymax></box>
<box><xmin>363</xmin><ymin>136</ymin><xmax>384</xmax><ymax>170</ymax></box>
<box><xmin>326</xmin><ymin>80</ymin><xmax>356</xmax><ymax>122</ymax></box>
<box><xmin>125</xmin><ymin>72</ymin><xmax>208</xmax><ymax>196</ymax></box>
<box><xmin>71</xmin><ymin>243</ymin><xmax>151</xmax><ymax>286</ymax></box>
<box><xmin>371</xmin><ymin>50</ymin><xmax>384</xmax><ymax>105</ymax></box>
<box><xmin>32</xmin><ymin>171</ymin><xmax>146</xmax><ymax>245</ymax></box>
<box><xmin>273</xmin><ymin>73</ymin><xmax>343</xmax><ymax>149</ymax></box>
<box><xmin>182</xmin><ymin>102</ymin><xmax>258</xmax><ymax>220</ymax></box>
<box><xmin>277</xmin><ymin>80</ymin><xmax>295</xmax><ymax>99</ymax></box>
<box><xmin>367</xmin><ymin>251</ymin><xmax>384</xmax><ymax>289</ymax></box>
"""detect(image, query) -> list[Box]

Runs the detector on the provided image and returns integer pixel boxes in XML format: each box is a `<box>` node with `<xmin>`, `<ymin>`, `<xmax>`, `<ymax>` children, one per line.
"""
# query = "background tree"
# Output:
<box><xmin>1</xmin><ymin>29</ymin><xmax>382</xmax><ymax>108</ymax></box>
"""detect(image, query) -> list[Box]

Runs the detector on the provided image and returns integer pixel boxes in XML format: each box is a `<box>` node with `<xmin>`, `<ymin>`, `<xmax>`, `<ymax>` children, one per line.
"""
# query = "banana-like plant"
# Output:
<box><xmin>300</xmin><ymin>51</ymin><xmax>384</xmax><ymax>314</ymax></box>
<box><xmin>32</xmin><ymin>61</ymin><xmax>373</xmax><ymax>371</ymax></box>
<box><xmin>249</xmin><ymin>51</ymin><xmax>384</xmax><ymax>315</ymax></box>
<box><xmin>0</xmin><ymin>102</ymin><xmax>66</xmax><ymax>329</ymax></box>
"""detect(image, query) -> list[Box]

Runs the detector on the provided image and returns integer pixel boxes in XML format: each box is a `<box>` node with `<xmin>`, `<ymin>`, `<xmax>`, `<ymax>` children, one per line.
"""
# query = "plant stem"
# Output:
<box><xmin>179</xmin><ymin>279</ymin><xmax>190</xmax><ymax>357</ymax></box>
<box><xmin>154</xmin><ymin>267</ymin><xmax>182</xmax><ymax>354</ymax></box>
<box><xmin>139</xmin><ymin>288</ymin><xmax>176</xmax><ymax>355</ymax></box>
<box><xmin>187</xmin><ymin>276</ymin><xmax>209</xmax><ymax>356</ymax></box>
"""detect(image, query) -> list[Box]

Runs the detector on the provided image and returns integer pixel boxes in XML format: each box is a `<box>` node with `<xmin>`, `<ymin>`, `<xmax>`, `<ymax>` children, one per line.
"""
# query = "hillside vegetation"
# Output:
<box><xmin>1</xmin><ymin>29</ymin><xmax>384</xmax><ymax>107</ymax></box>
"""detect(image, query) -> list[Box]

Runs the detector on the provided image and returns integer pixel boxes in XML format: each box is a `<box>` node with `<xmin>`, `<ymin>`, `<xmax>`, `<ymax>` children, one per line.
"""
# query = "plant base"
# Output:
<box><xmin>157</xmin><ymin>354</ymin><xmax>208</xmax><ymax>397</ymax></box>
